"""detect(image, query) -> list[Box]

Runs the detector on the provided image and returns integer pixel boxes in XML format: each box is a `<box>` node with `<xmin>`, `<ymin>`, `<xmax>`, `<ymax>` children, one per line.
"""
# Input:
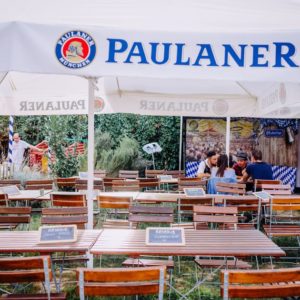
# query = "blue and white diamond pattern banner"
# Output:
<box><xmin>186</xmin><ymin>161</ymin><xmax>200</xmax><ymax>178</ymax></box>
<box><xmin>272</xmin><ymin>165</ymin><xmax>297</xmax><ymax>191</ymax></box>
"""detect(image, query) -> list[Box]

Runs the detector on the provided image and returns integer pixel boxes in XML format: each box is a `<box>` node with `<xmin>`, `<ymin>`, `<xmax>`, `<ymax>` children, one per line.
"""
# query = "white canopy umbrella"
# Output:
<box><xmin>1</xmin><ymin>0</ymin><xmax>300</xmax><ymax>229</ymax></box>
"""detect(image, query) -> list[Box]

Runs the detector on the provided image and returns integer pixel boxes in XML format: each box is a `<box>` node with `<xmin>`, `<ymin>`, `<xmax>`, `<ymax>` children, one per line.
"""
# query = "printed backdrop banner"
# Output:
<box><xmin>2</xmin><ymin>23</ymin><xmax>300</xmax><ymax>81</ymax></box>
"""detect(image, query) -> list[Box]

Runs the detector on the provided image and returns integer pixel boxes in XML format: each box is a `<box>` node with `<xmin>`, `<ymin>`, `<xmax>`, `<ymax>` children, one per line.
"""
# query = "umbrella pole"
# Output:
<box><xmin>87</xmin><ymin>78</ymin><xmax>96</xmax><ymax>230</ymax></box>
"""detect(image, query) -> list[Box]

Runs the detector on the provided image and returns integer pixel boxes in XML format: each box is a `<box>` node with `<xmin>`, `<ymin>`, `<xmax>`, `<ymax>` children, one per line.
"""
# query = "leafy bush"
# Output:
<box><xmin>44</xmin><ymin>116</ymin><xmax>85</xmax><ymax>178</ymax></box>
<box><xmin>95</xmin><ymin>114</ymin><xmax>180</xmax><ymax>170</ymax></box>
<box><xmin>93</xmin><ymin>133</ymin><xmax>149</xmax><ymax>176</ymax></box>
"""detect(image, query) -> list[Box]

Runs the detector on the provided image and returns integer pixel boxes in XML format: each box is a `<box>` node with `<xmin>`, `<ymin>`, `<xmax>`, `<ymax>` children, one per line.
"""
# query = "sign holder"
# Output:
<box><xmin>0</xmin><ymin>185</ymin><xmax>21</xmax><ymax>195</ymax></box>
<box><xmin>157</xmin><ymin>175</ymin><xmax>173</xmax><ymax>181</ymax></box>
<box><xmin>253</xmin><ymin>191</ymin><xmax>272</xmax><ymax>231</ymax></box>
<box><xmin>146</xmin><ymin>227</ymin><xmax>185</xmax><ymax>246</ymax></box>
<box><xmin>38</xmin><ymin>225</ymin><xmax>77</xmax><ymax>244</ymax></box>
<box><xmin>183</xmin><ymin>188</ymin><xmax>206</xmax><ymax>197</ymax></box>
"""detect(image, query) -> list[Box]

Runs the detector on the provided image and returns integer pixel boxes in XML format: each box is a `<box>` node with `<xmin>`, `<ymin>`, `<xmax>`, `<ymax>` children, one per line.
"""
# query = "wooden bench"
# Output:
<box><xmin>112</xmin><ymin>179</ymin><xmax>140</xmax><ymax>192</ymax></box>
<box><xmin>0</xmin><ymin>179</ymin><xmax>22</xmax><ymax>189</ymax></box>
<box><xmin>97</xmin><ymin>195</ymin><xmax>132</xmax><ymax>228</ymax></box>
<box><xmin>56</xmin><ymin>177</ymin><xmax>76</xmax><ymax>189</ymax></box>
<box><xmin>178</xmin><ymin>178</ymin><xmax>207</xmax><ymax>192</ymax></box>
<box><xmin>254</xmin><ymin>179</ymin><xmax>282</xmax><ymax>191</ymax></box>
<box><xmin>139</xmin><ymin>178</ymin><xmax>160</xmax><ymax>190</ymax></box>
<box><xmin>261</xmin><ymin>183</ymin><xmax>292</xmax><ymax>195</ymax></box>
<box><xmin>118</xmin><ymin>170</ymin><xmax>139</xmax><ymax>179</ymax></box>
<box><xmin>97</xmin><ymin>195</ymin><xmax>132</xmax><ymax>210</ymax></box>
<box><xmin>216</xmin><ymin>182</ymin><xmax>246</xmax><ymax>195</ymax></box>
<box><xmin>263</xmin><ymin>197</ymin><xmax>300</xmax><ymax>239</ymax></box>
<box><xmin>0</xmin><ymin>207</ymin><xmax>31</xmax><ymax>230</ymax></box>
<box><xmin>195</xmin><ymin>258</ymin><xmax>251</xmax><ymax>269</ymax></box>
<box><xmin>164</xmin><ymin>170</ymin><xmax>185</xmax><ymax>178</ymax></box>
<box><xmin>94</xmin><ymin>169</ymin><xmax>107</xmax><ymax>178</ymax></box>
<box><xmin>145</xmin><ymin>169</ymin><xmax>165</xmax><ymax>178</ymax></box>
<box><xmin>75</xmin><ymin>179</ymin><xmax>104</xmax><ymax>191</ymax></box>
<box><xmin>24</xmin><ymin>179</ymin><xmax>53</xmax><ymax>190</ymax></box>
<box><xmin>76</xmin><ymin>266</ymin><xmax>166</xmax><ymax>300</ymax></box>
<box><xmin>178</xmin><ymin>196</ymin><xmax>213</xmax><ymax>222</ymax></box>
<box><xmin>41</xmin><ymin>207</ymin><xmax>88</xmax><ymax>229</ymax></box>
<box><xmin>0</xmin><ymin>193</ymin><xmax>8</xmax><ymax>206</ymax></box>
<box><xmin>220</xmin><ymin>267</ymin><xmax>300</xmax><ymax>299</ymax></box>
<box><xmin>193</xmin><ymin>205</ymin><xmax>251</xmax><ymax>271</ymax></box>
<box><xmin>101</xmin><ymin>219</ymin><xmax>137</xmax><ymax>229</ymax></box>
<box><xmin>51</xmin><ymin>193</ymin><xmax>86</xmax><ymax>207</ymax></box>
<box><xmin>222</xmin><ymin>196</ymin><xmax>261</xmax><ymax>229</ymax></box>
<box><xmin>193</xmin><ymin>205</ymin><xmax>238</xmax><ymax>230</ymax></box>
<box><xmin>0</xmin><ymin>255</ymin><xmax>66</xmax><ymax>299</ymax></box>
<box><xmin>129</xmin><ymin>205</ymin><xmax>174</xmax><ymax>226</ymax></box>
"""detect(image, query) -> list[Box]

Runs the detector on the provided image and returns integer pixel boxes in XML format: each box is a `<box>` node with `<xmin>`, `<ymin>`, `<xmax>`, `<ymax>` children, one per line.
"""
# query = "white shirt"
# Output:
<box><xmin>12</xmin><ymin>140</ymin><xmax>30</xmax><ymax>164</ymax></box>
<box><xmin>197</xmin><ymin>159</ymin><xmax>210</xmax><ymax>174</ymax></box>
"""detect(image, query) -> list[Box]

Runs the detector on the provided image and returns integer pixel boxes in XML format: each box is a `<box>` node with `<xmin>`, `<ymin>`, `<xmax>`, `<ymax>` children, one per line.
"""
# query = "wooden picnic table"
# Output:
<box><xmin>7</xmin><ymin>190</ymin><xmax>296</xmax><ymax>205</ymax></box>
<box><xmin>7</xmin><ymin>190</ymin><xmax>52</xmax><ymax>201</ymax></box>
<box><xmin>91</xmin><ymin>229</ymin><xmax>285</xmax><ymax>257</ymax></box>
<box><xmin>7</xmin><ymin>190</ymin><xmax>98</xmax><ymax>202</ymax></box>
<box><xmin>0</xmin><ymin>229</ymin><xmax>101</xmax><ymax>253</ymax></box>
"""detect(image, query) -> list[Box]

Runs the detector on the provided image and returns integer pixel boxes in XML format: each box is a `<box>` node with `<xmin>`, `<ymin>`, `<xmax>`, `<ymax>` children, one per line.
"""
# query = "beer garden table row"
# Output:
<box><xmin>0</xmin><ymin>228</ymin><xmax>285</xmax><ymax>259</ymax></box>
<box><xmin>0</xmin><ymin>228</ymin><xmax>285</xmax><ymax>298</ymax></box>
<box><xmin>5</xmin><ymin>189</ymin><xmax>300</xmax><ymax>204</ymax></box>
<box><xmin>0</xmin><ymin>228</ymin><xmax>285</xmax><ymax>266</ymax></box>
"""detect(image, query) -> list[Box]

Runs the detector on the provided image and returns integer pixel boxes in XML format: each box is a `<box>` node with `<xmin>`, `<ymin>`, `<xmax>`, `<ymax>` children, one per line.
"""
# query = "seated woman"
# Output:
<box><xmin>207</xmin><ymin>154</ymin><xmax>237</xmax><ymax>194</ymax></box>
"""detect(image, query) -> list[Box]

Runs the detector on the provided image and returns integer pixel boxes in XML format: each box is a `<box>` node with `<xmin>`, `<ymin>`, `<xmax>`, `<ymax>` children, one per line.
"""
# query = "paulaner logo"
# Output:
<box><xmin>106</xmin><ymin>39</ymin><xmax>299</xmax><ymax>68</ymax></box>
<box><xmin>56</xmin><ymin>31</ymin><xmax>96</xmax><ymax>69</ymax></box>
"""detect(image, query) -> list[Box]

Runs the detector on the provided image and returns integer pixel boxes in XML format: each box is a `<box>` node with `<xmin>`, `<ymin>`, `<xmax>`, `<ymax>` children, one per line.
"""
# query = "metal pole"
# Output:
<box><xmin>87</xmin><ymin>78</ymin><xmax>95</xmax><ymax>229</ymax></box>
<box><xmin>225</xmin><ymin>117</ymin><xmax>230</xmax><ymax>157</ymax></box>
<box><xmin>152</xmin><ymin>153</ymin><xmax>156</xmax><ymax>170</ymax></box>
<box><xmin>179</xmin><ymin>116</ymin><xmax>183</xmax><ymax>171</ymax></box>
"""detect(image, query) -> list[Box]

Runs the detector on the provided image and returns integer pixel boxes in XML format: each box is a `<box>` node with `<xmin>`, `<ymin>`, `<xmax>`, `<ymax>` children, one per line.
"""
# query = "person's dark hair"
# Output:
<box><xmin>216</xmin><ymin>154</ymin><xmax>228</xmax><ymax>177</ymax></box>
<box><xmin>207</xmin><ymin>150</ymin><xmax>216</xmax><ymax>158</ymax></box>
<box><xmin>251</xmin><ymin>149</ymin><xmax>262</xmax><ymax>161</ymax></box>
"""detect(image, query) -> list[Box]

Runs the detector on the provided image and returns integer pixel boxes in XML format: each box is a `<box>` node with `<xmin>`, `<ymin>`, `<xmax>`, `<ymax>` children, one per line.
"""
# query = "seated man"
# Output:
<box><xmin>233</xmin><ymin>152</ymin><xmax>248</xmax><ymax>177</ymax></box>
<box><xmin>197</xmin><ymin>150</ymin><xmax>218</xmax><ymax>180</ymax></box>
<box><xmin>240</xmin><ymin>149</ymin><xmax>273</xmax><ymax>189</ymax></box>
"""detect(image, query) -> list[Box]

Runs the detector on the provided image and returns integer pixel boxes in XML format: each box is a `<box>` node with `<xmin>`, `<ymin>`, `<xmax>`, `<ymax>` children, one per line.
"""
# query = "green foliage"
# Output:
<box><xmin>14</xmin><ymin>116</ymin><xmax>48</xmax><ymax>144</ymax></box>
<box><xmin>94</xmin><ymin>134</ymin><xmax>149</xmax><ymax>176</ymax></box>
<box><xmin>44</xmin><ymin>115</ymin><xmax>87</xmax><ymax>177</ymax></box>
<box><xmin>95</xmin><ymin>114</ymin><xmax>180</xmax><ymax>170</ymax></box>
<box><xmin>7</xmin><ymin>114</ymin><xmax>180</xmax><ymax>176</ymax></box>
<box><xmin>94</xmin><ymin>130</ymin><xmax>114</xmax><ymax>165</ymax></box>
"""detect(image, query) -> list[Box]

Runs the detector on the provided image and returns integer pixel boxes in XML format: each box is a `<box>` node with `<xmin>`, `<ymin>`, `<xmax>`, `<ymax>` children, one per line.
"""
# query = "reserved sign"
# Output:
<box><xmin>184</xmin><ymin>188</ymin><xmax>206</xmax><ymax>197</ymax></box>
<box><xmin>1</xmin><ymin>185</ymin><xmax>20</xmax><ymax>195</ymax></box>
<box><xmin>253</xmin><ymin>191</ymin><xmax>272</xmax><ymax>200</ymax></box>
<box><xmin>146</xmin><ymin>227</ymin><xmax>185</xmax><ymax>246</ymax></box>
<box><xmin>38</xmin><ymin>225</ymin><xmax>77</xmax><ymax>244</ymax></box>
<box><xmin>157</xmin><ymin>175</ymin><xmax>173</xmax><ymax>180</ymax></box>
